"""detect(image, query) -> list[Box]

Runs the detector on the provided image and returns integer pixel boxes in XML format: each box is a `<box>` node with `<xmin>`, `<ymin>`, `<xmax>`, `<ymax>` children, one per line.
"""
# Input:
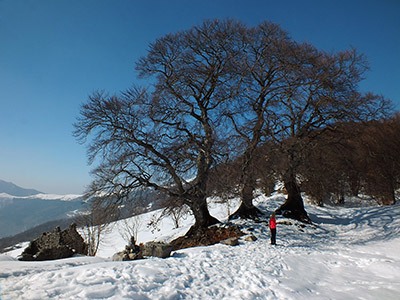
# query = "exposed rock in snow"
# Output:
<box><xmin>18</xmin><ymin>224</ymin><xmax>87</xmax><ymax>261</ymax></box>
<box><xmin>243</xmin><ymin>234</ymin><xmax>258</xmax><ymax>242</ymax></box>
<box><xmin>220</xmin><ymin>237</ymin><xmax>240</xmax><ymax>246</ymax></box>
<box><xmin>141</xmin><ymin>242</ymin><xmax>173</xmax><ymax>258</ymax></box>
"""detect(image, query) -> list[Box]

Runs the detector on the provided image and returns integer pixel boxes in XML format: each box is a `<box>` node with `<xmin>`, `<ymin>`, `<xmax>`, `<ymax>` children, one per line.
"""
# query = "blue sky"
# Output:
<box><xmin>0</xmin><ymin>0</ymin><xmax>399</xmax><ymax>194</ymax></box>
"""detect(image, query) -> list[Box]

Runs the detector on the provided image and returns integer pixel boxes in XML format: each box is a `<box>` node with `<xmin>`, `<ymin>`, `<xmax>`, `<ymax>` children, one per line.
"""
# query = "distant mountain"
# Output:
<box><xmin>0</xmin><ymin>179</ymin><xmax>84</xmax><ymax>239</ymax></box>
<box><xmin>0</xmin><ymin>179</ymin><xmax>42</xmax><ymax>197</ymax></box>
<box><xmin>0</xmin><ymin>193</ymin><xmax>84</xmax><ymax>239</ymax></box>
<box><xmin>0</xmin><ymin>180</ymin><xmax>163</xmax><ymax>240</ymax></box>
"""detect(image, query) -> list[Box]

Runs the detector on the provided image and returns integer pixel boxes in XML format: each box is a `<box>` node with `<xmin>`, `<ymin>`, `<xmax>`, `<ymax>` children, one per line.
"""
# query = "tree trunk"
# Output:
<box><xmin>276</xmin><ymin>172</ymin><xmax>312</xmax><ymax>223</ymax></box>
<box><xmin>192</xmin><ymin>199</ymin><xmax>220</xmax><ymax>228</ymax></box>
<box><xmin>229</xmin><ymin>181</ymin><xmax>263</xmax><ymax>220</ymax></box>
<box><xmin>378</xmin><ymin>189</ymin><xmax>396</xmax><ymax>205</ymax></box>
<box><xmin>229</xmin><ymin>132</ymin><xmax>263</xmax><ymax>220</ymax></box>
<box><xmin>184</xmin><ymin>197</ymin><xmax>220</xmax><ymax>237</ymax></box>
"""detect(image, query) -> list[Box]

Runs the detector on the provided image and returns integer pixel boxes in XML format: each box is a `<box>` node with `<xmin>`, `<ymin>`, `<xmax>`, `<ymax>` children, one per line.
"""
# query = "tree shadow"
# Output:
<box><xmin>309</xmin><ymin>204</ymin><xmax>400</xmax><ymax>245</ymax></box>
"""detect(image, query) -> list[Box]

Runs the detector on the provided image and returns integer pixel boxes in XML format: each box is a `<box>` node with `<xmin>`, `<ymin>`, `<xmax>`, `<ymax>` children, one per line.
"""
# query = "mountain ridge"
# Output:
<box><xmin>0</xmin><ymin>179</ymin><xmax>84</xmax><ymax>239</ymax></box>
<box><xmin>0</xmin><ymin>179</ymin><xmax>42</xmax><ymax>197</ymax></box>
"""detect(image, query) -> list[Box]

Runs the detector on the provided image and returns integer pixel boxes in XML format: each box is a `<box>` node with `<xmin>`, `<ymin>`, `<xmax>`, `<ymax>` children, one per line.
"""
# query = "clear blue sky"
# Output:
<box><xmin>0</xmin><ymin>0</ymin><xmax>399</xmax><ymax>194</ymax></box>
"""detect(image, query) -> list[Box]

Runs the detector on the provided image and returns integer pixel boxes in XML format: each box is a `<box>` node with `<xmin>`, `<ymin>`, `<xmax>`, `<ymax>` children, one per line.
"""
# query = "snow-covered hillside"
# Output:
<box><xmin>1</xmin><ymin>194</ymin><xmax>399</xmax><ymax>300</ymax></box>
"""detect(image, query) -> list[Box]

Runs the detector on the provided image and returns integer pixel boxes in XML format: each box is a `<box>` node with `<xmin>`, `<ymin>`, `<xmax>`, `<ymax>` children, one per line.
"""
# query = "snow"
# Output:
<box><xmin>27</xmin><ymin>193</ymin><xmax>82</xmax><ymax>201</ymax></box>
<box><xmin>0</xmin><ymin>192</ymin><xmax>82</xmax><ymax>201</ymax></box>
<box><xmin>0</xmin><ymin>193</ymin><xmax>14</xmax><ymax>199</ymax></box>
<box><xmin>1</xmin><ymin>193</ymin><xmax>400</xmax><ymax>300</ymax></box>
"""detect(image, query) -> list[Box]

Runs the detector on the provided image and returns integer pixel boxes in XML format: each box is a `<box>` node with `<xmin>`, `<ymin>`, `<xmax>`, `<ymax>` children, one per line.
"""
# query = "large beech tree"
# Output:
<box><xmin>75</xmin><ymin>19</ymin><xmax>392</xmax><ymax>229</ymax></box>
<box><xmin>270</xmin><ymin>47</ymin><xmax>391</xmax><ymax>222</ymax></box>
<box><xmin>74</xmin><ymin>20</ymin><xmax>245</xmax><ymax>233</ymax></box>
<box><xmin>225</xmin><ymin>22</ymin><xmax>391</xmax><ymax>222</ymax></box>
<box><xmin>226</xmin><ymin>21</ymin><xmax>293</xmax><ymax>219</ymax></box>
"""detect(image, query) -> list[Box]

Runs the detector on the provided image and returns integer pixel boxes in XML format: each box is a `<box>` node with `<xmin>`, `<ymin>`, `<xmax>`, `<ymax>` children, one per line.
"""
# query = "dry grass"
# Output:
<box><xmin>171</xmin><ymin>225</ymin><xmax>244</xmax><ymax>251</ymax></box>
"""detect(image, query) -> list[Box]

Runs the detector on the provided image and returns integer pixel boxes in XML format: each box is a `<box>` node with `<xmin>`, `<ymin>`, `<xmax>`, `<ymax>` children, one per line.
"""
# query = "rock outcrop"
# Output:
<box><xmin>112</xmin><ymin>238</ymin><xmax>173</xmax><ymax>261</ymax></box>
<box><xmin>243</xmin><ymin>235</ymin><xmax>257</xmax><ymax>242</ymax></box>
<box><xmin>18</xmin><ymin>224</ymin><xmax>87</xmax><ymax>261</ymax></box>
<box><xmin>220</xmin><ymin>237</ymin><xmax>240</xmax><ymax>246</ymax></box>
<box><xmin>141</xmin><ymin>242</ymin><xmax>173</xmax><ymax>258</ymax></box>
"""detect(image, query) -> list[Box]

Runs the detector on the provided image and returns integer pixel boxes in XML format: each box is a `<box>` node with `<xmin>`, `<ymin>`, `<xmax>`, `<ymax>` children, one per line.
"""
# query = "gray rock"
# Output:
<box><xmin>220</xmin><ymin>237</ymin><xmax>240</xmax><ymax>246</ymax></box>
<box><xmin>243</xmin><ymin>235</ymin><xmax>257</xmax><ymax>242</ymax></box>
<box><xmin>113</xmin><ymin>237</ymin><xmax>144</xmax><ymax>261</ymax></box>
<box><xmin>18</xmin><ymin>224</ymin><xmax>87</xmax><ymax>261</ymax></box>
<box><xmin>141</xmin><ymin>242</ymin><xmax>173</xmax><ymax>258</ymax></box>
<box><xmin>112</xmin><ymin>251</ymin><xmax>130</xmax><ymax>261</ymax></box>
<box><xmin>60</xmin><ymin>224</ymin><xmax>88</xmax><ymax>255</ymax></box>
<box><xmin>128</xmin><ymin>252</ymin><xmax>143</xmax><ymax>260</ymax></box>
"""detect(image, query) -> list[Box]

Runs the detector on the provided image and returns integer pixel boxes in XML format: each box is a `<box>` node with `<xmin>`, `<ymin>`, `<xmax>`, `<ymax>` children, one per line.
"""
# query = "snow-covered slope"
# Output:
<box><xmin>1</xmin><ymin>194</ymin><xmax>399</xmax><ymax>300</ymax></box>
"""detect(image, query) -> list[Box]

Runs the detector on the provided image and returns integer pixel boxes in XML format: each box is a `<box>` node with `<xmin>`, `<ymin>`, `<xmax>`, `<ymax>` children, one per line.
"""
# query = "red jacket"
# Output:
<box><xmin>269</xmin><ymin>218</ymin><xmax>276</xmax><ymax>229</ymax></box>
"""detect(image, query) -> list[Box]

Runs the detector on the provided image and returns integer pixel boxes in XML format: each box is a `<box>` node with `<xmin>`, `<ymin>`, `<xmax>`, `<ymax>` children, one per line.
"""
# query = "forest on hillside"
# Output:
<box><xmin>208</xmin><ymin>115</ymin><xmax>400</xmax><ymax>207</ymax></box>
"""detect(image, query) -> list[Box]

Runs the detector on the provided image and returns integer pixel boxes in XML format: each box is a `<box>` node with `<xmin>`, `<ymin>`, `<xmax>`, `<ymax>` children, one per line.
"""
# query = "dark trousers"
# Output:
<box><xmin>270</xmin><ymin>228</ymin><xmax>276</xmax><ymax>245</ymax></box>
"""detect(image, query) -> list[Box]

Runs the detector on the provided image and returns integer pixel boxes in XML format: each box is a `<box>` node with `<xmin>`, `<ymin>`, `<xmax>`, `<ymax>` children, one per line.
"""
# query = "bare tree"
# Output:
<box><xmin>74</xmin><ymin>20</ymin><xmax>246</xmax><ymax>236</ymax></box>
<box><xmin>118</xmin><ymin>215</ymin><xmax>143</xmax><ymax>245</ymax></box>
<box><xmin>227</xmin><ymin>23</ymin><xmax>392</xmax><ymax>222</ymax></box>
<box><xmin>226</xmin><ymin>21</ymin><xmax>292</xmax><ymax>219</ymax></box>
<box><xmin>74</xmin><ymin>18</ymin><xmax>392</xmax><ymax>228</ymax></box>
<box><xmin>162</xmin><ymin>198</ymin><xmax>191</xmax><ymax>229</ymax></box>
<box><xmin>299</xmin><ymin>116</ymin><xmax>400</xmax><ymax>207</ymax></box>
<box><xmin>222</xmin><ymin>21</ymin><xmax>391</xmax><ymax>222</ymax></box>
<box><xmin>298</xmin><ymin>123</ymin><xmax>359</xmax><ymax>206</ymax></box>
<box><xmin>207</xmin><ymin>161</ymin><xmax>241</xmax><ymax>216</ymax></box>
<box><xmin>354</xmin><ymin>116</ymin><xmax>400</xmax><ymax>205</ymax></box>
<box><xmin>147</xmin><ymin>195</ymin><xmax>191</xmax><ymax>230</ymax></box>
<box><xmin>269</xmin><ymin>46</ymin><xmax>392</xmax><ymax>222</ymax></box>
<box><xmin>75</xmin><ymin>199</ymin><xmax>115</xmax><ymax>256</ymax></box>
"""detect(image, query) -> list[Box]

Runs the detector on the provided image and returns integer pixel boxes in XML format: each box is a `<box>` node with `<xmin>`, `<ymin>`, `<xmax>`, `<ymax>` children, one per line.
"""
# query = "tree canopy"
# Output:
<box><xmin>75</xmin><ymin>19</ymin><xmax>393</xmax><ymax>232</ymax></box>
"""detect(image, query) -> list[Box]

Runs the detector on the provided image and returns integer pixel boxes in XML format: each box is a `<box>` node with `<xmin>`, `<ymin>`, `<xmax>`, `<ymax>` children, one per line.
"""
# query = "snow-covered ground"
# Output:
<box><xmin>1</xmin><ymin>193</ymin><xmax>399</xmax><ymax>300</ymax></box>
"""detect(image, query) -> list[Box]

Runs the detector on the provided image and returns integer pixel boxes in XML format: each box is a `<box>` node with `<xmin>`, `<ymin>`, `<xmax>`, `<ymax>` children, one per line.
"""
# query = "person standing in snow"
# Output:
<box><xmin>269</xmin><ymin>213</ymin><xmax>277</xmax><ymax>245</ymax></box>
